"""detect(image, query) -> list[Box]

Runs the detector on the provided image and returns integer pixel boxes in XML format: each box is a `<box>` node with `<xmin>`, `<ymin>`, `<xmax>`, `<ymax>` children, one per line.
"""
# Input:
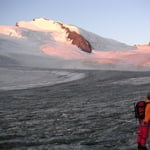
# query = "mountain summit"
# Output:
<box><xmin>0</xmin><ymin>18</ymin><xmax>150</xmax><ymax>69</ymax></box>
<box><xmin>16</xmin><ymin>18</ymin><xmax>92</xmax><ymax>53</ymax></box>
<box><xmin>15</xmin><ymin>18</ymin><xmax>135</xmax><ymax>52</ymax></box>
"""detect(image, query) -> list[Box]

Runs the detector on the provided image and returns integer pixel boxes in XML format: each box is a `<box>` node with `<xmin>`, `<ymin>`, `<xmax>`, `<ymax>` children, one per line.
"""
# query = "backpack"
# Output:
<box><xmin>134</xmin><ymin>101</ymin><xmax>150</xmax><ymax>119</ymax></box>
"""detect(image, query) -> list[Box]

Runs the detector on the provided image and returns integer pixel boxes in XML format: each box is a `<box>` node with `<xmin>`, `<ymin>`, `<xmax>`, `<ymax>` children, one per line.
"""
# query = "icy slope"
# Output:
<box><xmin>79</xmin><ymin>28</ymin><xmax>135</xmax><ymax>51</ymax></box>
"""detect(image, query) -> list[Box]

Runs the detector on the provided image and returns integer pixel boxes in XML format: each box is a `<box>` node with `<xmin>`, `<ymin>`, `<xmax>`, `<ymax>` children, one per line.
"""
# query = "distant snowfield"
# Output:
<box><xmin>111</xmin><ymin>76</ymin><xmax>150</xmax><ymax>85</ymax></box>
<box><xmin>0</xmin><ymin>67</ymin><xmax>85</xmax><ymax>91</ymax></box>
<box><xmin>0</xmin><ymin>18</ymin><xmax>150</xmax><ymax>90</ymax></box>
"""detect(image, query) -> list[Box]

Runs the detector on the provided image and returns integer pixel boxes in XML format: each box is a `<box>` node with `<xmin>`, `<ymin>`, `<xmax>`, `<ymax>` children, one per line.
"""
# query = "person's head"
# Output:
<box><xmin>147</xmin><ymin>92</ymin><xmax>150</xmax><ymax>100</ymax></box>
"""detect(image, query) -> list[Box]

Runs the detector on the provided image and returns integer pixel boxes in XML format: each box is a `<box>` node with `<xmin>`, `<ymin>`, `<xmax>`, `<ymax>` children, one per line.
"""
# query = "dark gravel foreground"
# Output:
<box><xmin>0</xmin><ymin>69</ymin><xmax>150</xmax><ymax>150</ymax></box>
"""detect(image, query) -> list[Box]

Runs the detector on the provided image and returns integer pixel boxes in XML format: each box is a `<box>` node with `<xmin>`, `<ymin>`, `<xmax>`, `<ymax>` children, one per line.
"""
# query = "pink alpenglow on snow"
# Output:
<box><xmin>0</xmin><ymin>26</ymin><xmax>25</xmax><ymax>38</ymax></box>
<box><xmin>40</xmin><ymin>43</ymin><xmax>91</xmax><ymax>59</ymax></box>
<box><xmin>88</xmin><ymin>45</ymin><xmax>150</xmax><ymax>66</ymax></box>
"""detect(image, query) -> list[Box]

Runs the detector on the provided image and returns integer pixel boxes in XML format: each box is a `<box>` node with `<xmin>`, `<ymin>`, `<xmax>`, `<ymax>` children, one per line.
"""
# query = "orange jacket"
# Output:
<box><xmin>144</xmin><ymin>99</ymin><xmax>150</xmax><ymax>122</ymax></box>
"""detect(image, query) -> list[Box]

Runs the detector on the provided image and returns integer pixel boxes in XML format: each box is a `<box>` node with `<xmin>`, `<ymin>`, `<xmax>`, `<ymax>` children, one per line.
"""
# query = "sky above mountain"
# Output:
<box><xmin>0</xmin><ymin>0</ymin><xmax>150</xmax><ymax>45</ymax></box>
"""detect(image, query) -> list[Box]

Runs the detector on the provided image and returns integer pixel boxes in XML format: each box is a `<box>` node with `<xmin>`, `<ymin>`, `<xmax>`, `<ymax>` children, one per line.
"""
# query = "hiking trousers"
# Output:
<box><xmin>137</xmin><ymin>120</ymin><xmax>150</xmax><ymax>147</ymax></box>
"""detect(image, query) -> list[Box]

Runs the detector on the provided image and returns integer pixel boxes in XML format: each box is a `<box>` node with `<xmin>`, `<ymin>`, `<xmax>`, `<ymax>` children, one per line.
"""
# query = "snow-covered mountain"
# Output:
<box><xmin>0</xmin><ymin>18</ymin><xmax>150</xmax><ymax>70</ymax></box>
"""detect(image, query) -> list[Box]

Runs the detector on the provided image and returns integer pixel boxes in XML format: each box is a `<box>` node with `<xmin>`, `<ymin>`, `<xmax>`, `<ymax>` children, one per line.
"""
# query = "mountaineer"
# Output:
<box><xmin>136</xmin><ymin>92</ymin><xmax>150</xmax><ymax>150</ymax></box>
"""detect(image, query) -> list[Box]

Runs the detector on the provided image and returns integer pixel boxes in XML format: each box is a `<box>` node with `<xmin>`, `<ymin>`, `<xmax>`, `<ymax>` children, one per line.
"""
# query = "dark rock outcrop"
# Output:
<box><xmin>57</xmin><ymin>22</ymin><xmax>92</xmax><ymax>53</ymax></box>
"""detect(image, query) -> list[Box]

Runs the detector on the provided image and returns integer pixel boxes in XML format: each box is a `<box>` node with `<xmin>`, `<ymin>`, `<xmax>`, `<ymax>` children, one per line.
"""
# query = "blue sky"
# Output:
<box><xmin>0</xmin><ymin>0</ymin><xmax>150</xmax><ymax>45</ymax></box>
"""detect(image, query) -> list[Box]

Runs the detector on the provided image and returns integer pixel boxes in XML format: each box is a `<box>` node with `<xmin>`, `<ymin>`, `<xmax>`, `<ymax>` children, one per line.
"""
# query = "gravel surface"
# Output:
<box><xmin>0</xmin><ymin>68</ymin><xmax>150</xmax><ymax>150</ymax></box>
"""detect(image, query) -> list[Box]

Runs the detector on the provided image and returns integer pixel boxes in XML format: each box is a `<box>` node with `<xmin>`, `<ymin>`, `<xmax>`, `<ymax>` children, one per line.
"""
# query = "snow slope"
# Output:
<box><xmin>0</xmin><ymin>18</ymin><xmax>150</xmax><ymax>70</ymax></box>
<box><xmin>16</xmin><ymin>18</ymin><xmax>135</xmax><ymax>51</ymax></box>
